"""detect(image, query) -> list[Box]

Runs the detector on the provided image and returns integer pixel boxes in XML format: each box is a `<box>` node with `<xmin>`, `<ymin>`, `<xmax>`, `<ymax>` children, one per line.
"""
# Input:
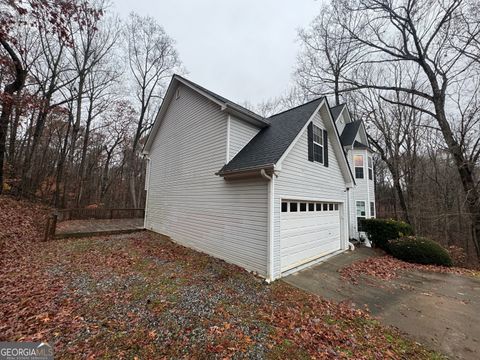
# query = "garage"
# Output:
<box><xmin>280</xmin><ymin>200</ymin><xmax>342</xmax><ymax>272</ymax></box>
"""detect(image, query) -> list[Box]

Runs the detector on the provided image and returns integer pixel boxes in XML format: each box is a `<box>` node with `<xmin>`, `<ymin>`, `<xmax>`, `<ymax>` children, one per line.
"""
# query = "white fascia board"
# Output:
<box><xmin>275</xmin><ymin>99</ymin><xmax>326</xmax><ymax>170</ymax></box>
<box><xmin>142</xmin><ymin>78</ymin><xmax>183</xmax><ymax>154</ymax></box>
<box><xmin>275</xmin><ymin>99</ymin><xmax>355</xmax><ymax>186</ymax></box>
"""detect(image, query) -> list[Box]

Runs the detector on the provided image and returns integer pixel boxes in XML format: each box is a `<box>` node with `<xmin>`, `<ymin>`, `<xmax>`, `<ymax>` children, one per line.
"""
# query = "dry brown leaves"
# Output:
<box><xmin>340</xmin><ymin>254</ymin><xmax>479</xmax><ymax>284</ymax></box>
<box><xmin>0</xmin><ymin>197</ymin><xmax>440</xmax><ymax>359</ymax></box>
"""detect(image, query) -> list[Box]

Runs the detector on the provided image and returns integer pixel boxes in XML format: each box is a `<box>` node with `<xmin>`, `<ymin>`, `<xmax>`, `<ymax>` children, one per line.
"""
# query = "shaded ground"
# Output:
<box><xmin>284</xmin><ymin>248</ymin><xmax>480</xmax><ymax>360</ymax></box>
<box><xmin>56</xmin><ymin>218</ymin><xmax>144</xmax><ymax>238</ymax></box>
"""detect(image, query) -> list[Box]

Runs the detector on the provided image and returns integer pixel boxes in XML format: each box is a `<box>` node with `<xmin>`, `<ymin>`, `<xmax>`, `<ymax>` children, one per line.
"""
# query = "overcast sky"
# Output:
<box><xmin>112</xmin><ymin>0</ymin><xmax>322</xmax><ymax>104</ymax></box>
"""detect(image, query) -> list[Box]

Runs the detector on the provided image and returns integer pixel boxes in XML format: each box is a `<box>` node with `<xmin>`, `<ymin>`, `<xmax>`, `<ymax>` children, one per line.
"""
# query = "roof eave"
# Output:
<box><xmin>224</xmin><ymin>104</ymin><xmax>270</xmax><ymax>128</ymax></box>
<box><xmin>216</xmin><ymin>164</ymin><xmax>275</xmax><ymax>178</ymax></box>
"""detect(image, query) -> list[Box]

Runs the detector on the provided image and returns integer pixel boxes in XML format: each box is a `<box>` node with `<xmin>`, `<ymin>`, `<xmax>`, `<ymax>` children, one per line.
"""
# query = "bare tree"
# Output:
<box><xmin>296</xmin><ymin>3</ymin><xmax>364</xmax><ymax>105</ymax></box>
<box><xmin>332</xmin><ymin>0</ymin><xmax>480</xmax><ymax>258</ymax></box>
<box><xmin>124</xmin><ymin>13</ymin><xmax>182</xmax><ymax>207</ymax></box>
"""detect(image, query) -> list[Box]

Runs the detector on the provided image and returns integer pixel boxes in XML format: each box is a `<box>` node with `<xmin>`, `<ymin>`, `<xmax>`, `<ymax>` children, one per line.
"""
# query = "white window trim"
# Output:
<box><xmin>368</xmin><ymin>156</ymin><xmax>373</xmax><ymax>180</ymax></box>
<box><xmin>356</xmin><ymin>200</ymin><xmax>366</xmax><ymax>217</ymax></box>
<box><xmin>312</xmin><ymin>124</ymin><xmax>324</xmax><ymax>164</ymax></box>
<box><xmin>354</xmin><ymin>154</ymin><xmax>364</xmax><ymax>179</ymax></box>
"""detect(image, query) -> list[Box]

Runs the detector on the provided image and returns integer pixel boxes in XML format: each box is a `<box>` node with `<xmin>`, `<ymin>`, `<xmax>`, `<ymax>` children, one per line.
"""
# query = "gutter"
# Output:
<box><xmin>260</xmin><ymin>169</ymin><xmax>275</xmax><ymax>283</ymax></box>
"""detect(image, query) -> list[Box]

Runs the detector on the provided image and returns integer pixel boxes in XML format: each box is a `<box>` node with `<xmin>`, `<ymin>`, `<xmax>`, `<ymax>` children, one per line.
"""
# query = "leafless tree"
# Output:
<box><xmin>331</xmin><ymin>0</ymin><xmax>480</xmax><ymax>258</ymax></box>
<box><xmin>124</xmin><ymin>13</ymin><xmax>182</xmax><ymax>207</ymax></box>
<box><xmin>296</xmin><ymin>3</ymin><xmax>364</xmax><ymax>105</ymax></box>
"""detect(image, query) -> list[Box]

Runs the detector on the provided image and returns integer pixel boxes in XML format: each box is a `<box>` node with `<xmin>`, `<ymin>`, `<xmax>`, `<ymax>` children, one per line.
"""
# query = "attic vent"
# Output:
<box><xmin>175</xmin><ymin>88</ymin><xmax>180</xmax><ymax>99</ymax></box>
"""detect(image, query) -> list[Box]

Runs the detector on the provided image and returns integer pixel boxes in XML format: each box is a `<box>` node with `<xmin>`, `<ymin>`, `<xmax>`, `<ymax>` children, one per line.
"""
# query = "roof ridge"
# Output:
<box><xmin>268</xmin><ymin>96</ymin><xmax>324</xmax><ymax>119</ymax></box>
<box><xmin>173</xmin><ymin>74</ymin><xmax>266</xmax><ymax>121</ymax></box>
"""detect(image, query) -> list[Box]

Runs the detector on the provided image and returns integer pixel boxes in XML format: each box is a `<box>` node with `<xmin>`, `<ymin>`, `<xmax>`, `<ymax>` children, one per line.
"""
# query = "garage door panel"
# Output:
<box><xmin>283</xmin><ymin>237</ymin><xmax>339</xmax><ymax>257</ymax></box>
<box><xmin>282</xmin><ymin>228</ymin><xmax>339</xmax><ymax>249</ymax></box>
<box><xmin>280</xmin><ymin>202</ymin><xmax>342</xmax><ymax>272</ymax></box>
<box><xmin>281</xmin><ymin>242</ymin><xmax>340</xmax><ymax>270</ymax></box>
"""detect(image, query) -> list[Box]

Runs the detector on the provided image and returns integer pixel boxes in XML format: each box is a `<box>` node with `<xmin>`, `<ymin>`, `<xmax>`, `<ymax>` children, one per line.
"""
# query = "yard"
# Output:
<box><xmin>0</xmin><ymin>196</ymin><xmax>441</xmax><ymax>359</ymax></box>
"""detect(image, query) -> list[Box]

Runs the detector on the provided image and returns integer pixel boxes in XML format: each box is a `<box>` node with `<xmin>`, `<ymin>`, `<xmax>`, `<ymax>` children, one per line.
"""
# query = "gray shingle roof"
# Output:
<box><xmin>353</xmin><ymin>140</ymin><xmax>371</xmax><ymax>150</ymax></box>
<box><xmin>330</xmin><ymin>104</ymin><xmax>346</xmax><ymax>121</ymax></box>
<box><xmin>218</xmin><ymin>97</ymin><xmax>325</xmax><ymax>175</ymax></box>
<box><xmin>339</xmin><ymin>121</ymin><xmax>361</xmax><ymax>147</ymax></box>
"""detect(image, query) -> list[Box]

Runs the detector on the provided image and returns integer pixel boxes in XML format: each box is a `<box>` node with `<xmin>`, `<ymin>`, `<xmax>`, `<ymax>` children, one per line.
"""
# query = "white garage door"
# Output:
<box><xmin>281</xmin><ymin>200</ymin><xmax>342</xmax><ymax>272</ymax></box>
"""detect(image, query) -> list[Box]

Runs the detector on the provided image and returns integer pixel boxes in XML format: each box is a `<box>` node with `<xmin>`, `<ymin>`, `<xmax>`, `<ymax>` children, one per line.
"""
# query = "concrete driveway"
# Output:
<box><xmin>284</xmin><ymin>248</ymin><xmax>480</xmax><ymax>360</ymax></box>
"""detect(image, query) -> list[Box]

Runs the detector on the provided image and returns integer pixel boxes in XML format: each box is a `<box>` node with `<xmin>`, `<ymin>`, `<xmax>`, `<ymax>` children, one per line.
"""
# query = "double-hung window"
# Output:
<box><xmin>368</xmin><ymin>156</ymin><xmax>373</xmax><ymax>180</ymax></box>
<box><xmin>356</xmin><ymin>201</ymin><xmax>366</xmax><ymax>231</ymax></box>
<box><xmin>354</xmin><ymin>155</ymin><xmax>364</xmax><ymax>179</ymax></box>
<box><xmin>312</xmin><ymin>125</ymin><xmax>323</xmax><ymax>163</ymax></box>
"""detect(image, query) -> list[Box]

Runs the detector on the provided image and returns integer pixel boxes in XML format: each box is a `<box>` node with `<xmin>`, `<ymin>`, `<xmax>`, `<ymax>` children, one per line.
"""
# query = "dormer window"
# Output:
<box><xmin>354</xmin><ymin>155</ymin><xmax>364</xmax><ymax>179</ymax></box>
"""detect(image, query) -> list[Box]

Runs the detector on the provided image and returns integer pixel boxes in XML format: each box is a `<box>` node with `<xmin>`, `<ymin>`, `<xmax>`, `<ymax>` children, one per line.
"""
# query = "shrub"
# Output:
<box><xmin>361</xmin><ymin>218</ymin><xmax>413</xmax><ymax>251</ymax></box>
<box><xmin>389</xmin><ymin>237</ymin><xmax>453</xmax><ymax>267</ymax></box>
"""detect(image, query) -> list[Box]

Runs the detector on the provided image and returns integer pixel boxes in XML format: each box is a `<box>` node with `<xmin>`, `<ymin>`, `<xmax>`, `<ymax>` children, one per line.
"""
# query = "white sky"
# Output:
<box><xmin>111</xmin><ymin>0</ymin><xmax>322</xmax><ymax>104</ymax></box>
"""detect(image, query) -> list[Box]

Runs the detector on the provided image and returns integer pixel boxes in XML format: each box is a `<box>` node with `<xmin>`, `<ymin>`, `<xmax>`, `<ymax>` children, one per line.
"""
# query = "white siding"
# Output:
<box><xmin>228</xmin><ymin>116</ymin><xmax>260</xmax><ymax>161</ymax></box>
<box><xmin>273</xmin><ymin>111</ymin><xmax>349</xmax><ymax>278</ymax></box>
<box><xmin>146</xmin><ymin>84</ymin><xmax>268</xmax><ymax>276</ymax></box>
<box><xmin>349</xmin><ymin>148</ymin><xmax>376</xmax><ymax>239</ymax></box>
<box><xmin>336</xmin><ymin>113</ymin><xmax>346</xmax><ymax>134</ymax></box>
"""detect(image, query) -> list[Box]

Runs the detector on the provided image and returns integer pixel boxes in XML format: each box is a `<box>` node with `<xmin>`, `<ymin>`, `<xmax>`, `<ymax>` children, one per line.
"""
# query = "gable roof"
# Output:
<box><xmin>218</xmin><ymin>98</ymin><xmax>325</xmax><ymax>175</ymax></box>
<box><xmin>330</xmin><ymin>104</ymin><xmax>346</xmax><ymax>121</ymax></box>
<box><xmin>353</xmin><ymin>140</ymin><xmax>373</xmax><ymax>151</ymax></box>
<box><xmin>143</xmin><ymin>74</ymin><xmax>268</xmax><ymax>154</ymax></box>
<box><xmin>175</xmin><ymin>75</ymin><xmax>269</xmax><ymax>126</ymax></box>
<box><xmin>339</xmin><ymin>121</ymin><xmax>362</xmax><ymax>147</ymax></box>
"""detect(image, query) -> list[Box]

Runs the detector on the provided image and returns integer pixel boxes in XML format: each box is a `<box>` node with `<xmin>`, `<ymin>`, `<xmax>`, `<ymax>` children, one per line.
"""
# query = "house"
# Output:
<box><xmin>143</xmin><ymin>75</ymin><xmax>375</xmax><ymax>282</ymax></box>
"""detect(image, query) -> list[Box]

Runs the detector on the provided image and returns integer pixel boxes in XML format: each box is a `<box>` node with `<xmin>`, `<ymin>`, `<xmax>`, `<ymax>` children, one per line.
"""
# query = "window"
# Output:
<box><xmin>316</xmin><ymin>203</ymin><xmax>322</xmax><ymax>211</ymax></box>
<box><xmin>368</xmin><ymin>156</ymin><xmax>373</xmax><ymax>180</ymax></box>
<box><xmin>323</xmin><ymin>203</ymin><xmax>328</xmax><ymax>211</ymax></box>
<box><xmin>356</xmin><ymin>201</ymin><xmax>366</xmax><ymax>231</ymax></box>
<box><xmin>329</xmin><ymin>203</ymin><xmax>334</xmax><ymax>211</ymax></box>
<box><xmin>312</xmin><ymin>125</ymin><xmax>323</xmax><ymax>163</ymax></box>
<box><xmin>308</xmin><ymin>203</ymin><xmax>315</xmax><ymax>211</ymax></box>
<box><xmin>282</xmin><ymin>202</ymin><xmax>288</xmax><ymax>212</ymax></box>
<box><xmin>354</xmin><ymin>155</ymin><xmax>364</xmax><ymax>179</ymax></box>
<box><xmin>334</xmin><ymin>204</ymin><xmax>339</xmax><ymax>210</ymax></box>
<box><xmin>290</xmin><ymin>202</ymin><xmax>298</xmax><ymax>212</ymax></box>
<box><xmin>300</xmin><ymin>202</ymin><xmax>307</xmax><ymax>212</ymax></box>
<box><xmin>370</xmin><ymin>202</ymin><xmax>375</xmax><ymax>217</ymax></box>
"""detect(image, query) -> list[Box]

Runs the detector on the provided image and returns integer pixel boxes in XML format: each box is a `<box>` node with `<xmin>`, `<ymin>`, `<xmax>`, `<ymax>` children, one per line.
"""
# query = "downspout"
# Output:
<box><xmin>346</xmin><ymin>187</ymin><xmax>355</xmax><ymax>251</ymax></box>
<box><xmin>144</xmin><ymin>155</ymin><xmax>151</xmax><ymax>230</ymax></box>
<box><xmin>260</xmin><ymin>169</ymin><xmax>275</xmax><ymax>282</ymax></box>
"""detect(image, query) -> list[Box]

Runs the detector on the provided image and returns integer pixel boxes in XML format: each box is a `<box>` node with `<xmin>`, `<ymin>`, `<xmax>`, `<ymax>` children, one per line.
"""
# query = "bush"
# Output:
<box><xmin>389</xmin><ymin>237</ymin><xmax>453</xmax><ymax>267</ymax></box>
<box><xmin>362</xmin><ymin>218</ymin><xmax>413</xmax><ymax>251</ymax></box>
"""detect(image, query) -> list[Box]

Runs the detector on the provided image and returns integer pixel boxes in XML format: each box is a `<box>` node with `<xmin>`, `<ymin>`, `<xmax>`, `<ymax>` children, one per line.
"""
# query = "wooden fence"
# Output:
<box><xmin>56</xmin><ymin>208</ymin><xmax>145</xmax><ymax>222</ymax></box>
<box><xmin>44</xmin><ymin>208</ymin><xmax>145</xmax><ymax>241</ymax></box>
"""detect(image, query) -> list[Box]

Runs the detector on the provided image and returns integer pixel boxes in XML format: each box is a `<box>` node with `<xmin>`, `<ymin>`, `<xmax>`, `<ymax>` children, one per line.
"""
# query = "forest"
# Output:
<box><xmin>1</xmin><ymin>0</ymin><xmax>479</xmax><ymax>263</ymax></box>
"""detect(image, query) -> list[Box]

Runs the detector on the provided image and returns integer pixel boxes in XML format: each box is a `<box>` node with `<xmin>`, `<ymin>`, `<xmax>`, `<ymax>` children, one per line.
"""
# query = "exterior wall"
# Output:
<box><xmin>348</xmin><ymin>148</ymin><xmax>376</xmax><ymax>239</ymax></box>
<box><xmin>228</xmin><ymin>115</ymin><xmax>260</xmax><ymax>161</ymax></box>
<box><xmin>336</xmin><ymin>112</ymin><xmax>346</xmax><ymax>134</ymax></box>
<box><xmin>145</xmin><ymin>84</ymin><xmax>269</xmax><ymax>276</ymax></box>
<box><xmin>272</xmin><ymin>111</ymin><xmax>349</xmax><ymax>278</ymax></box>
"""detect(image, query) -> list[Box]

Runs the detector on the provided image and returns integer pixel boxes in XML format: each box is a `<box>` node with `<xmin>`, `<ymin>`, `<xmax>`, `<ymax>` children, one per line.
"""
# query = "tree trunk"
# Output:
<box><xmin>432</xmin><ymin>99</ymin><xmax>480</xmax><ymax>258</ymax></box>
<box><xmin>54</xmin><ymin>112</ymin><xmax>73</xmax><ymax>207</ymax></box>
<box><xmin>0</xmin><ymin>40</ymin><xmax>27</xmax><ymax>194</ymax></box>
<box><xmin>8</xmin><ymin>91</ymin><xmax>22</xmax><ymax>168</ymax></box>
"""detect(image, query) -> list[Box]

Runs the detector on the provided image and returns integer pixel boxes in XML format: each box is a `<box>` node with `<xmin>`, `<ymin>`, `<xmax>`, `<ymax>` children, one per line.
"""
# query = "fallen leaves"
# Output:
<box><xmin>0</xmin><ymin>196</ymin><xmax>442</xmax><ymax>359</ymax></box>
<box><xmin>340</xmin><ymin>254</ymin><xmax>479</xmax><ymax>284</ymax></box>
